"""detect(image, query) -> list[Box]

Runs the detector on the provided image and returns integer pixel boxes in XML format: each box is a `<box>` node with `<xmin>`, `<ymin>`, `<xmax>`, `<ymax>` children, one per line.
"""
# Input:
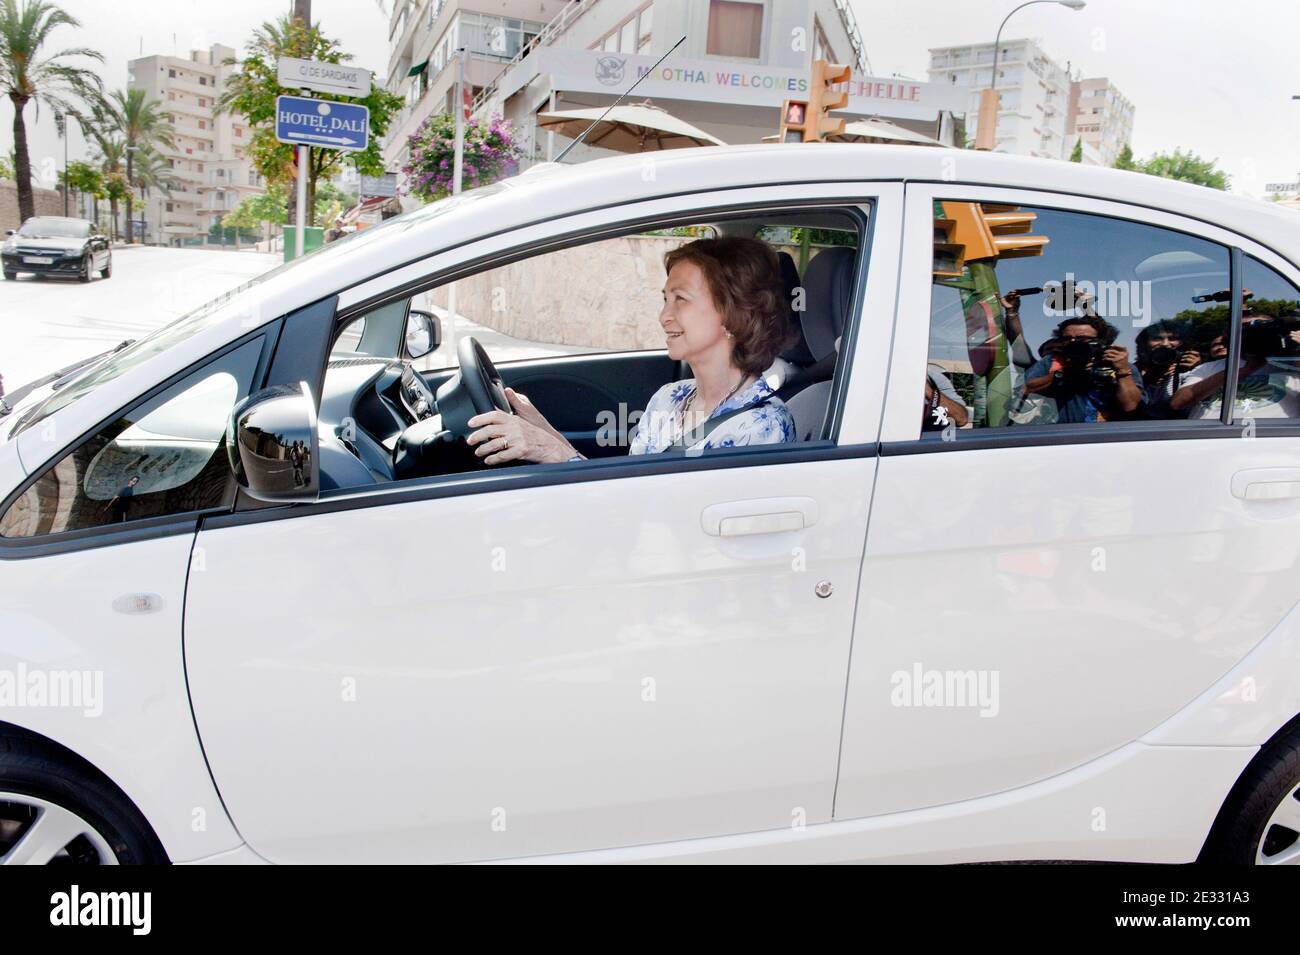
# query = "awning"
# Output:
<box><xmin>407</xmin><ymin>60</ymin><xmax>428</xmax><ymax>77</ymax></box>
<box><xmin>827</xmin><ymin>117</ymin><xmax>946</xmax><ymax>147</ymax></box>
<box><xmin>537</xmin><ymin>102</ymin><xmax>726</xmax><ymax>153</ymax></box>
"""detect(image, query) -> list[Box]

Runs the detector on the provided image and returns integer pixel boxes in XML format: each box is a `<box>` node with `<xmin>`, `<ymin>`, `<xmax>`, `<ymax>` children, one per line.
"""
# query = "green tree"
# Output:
<box><xmin>90</xmin><ymin>133</ymin><xmax>126</xmax><ymax>238</ymax></box>
<box><xmin>130</xmin><ymin>146</ymin><xmax>176</xmax><ymax>241</ymax></box>
<box><xmin>0</xmin><ymin>153</ymin><xmax>13</xmax><ymax>179</ymax></box>
<box><xmin>224</xmin><ymin>179</ymin><xmax>350</xmax><ymax>237</ymax></box>
<box><xmin>1112</xmin><ymin>143</ymin><xmax>1137</xmax><ymax>171</ymax></box>
<box><xmin>216</xmin><ymin>14</ymin><xmax>402</xmax><ymax>227</ymax></box>
<box><xmin>98</xmin><ymin>87</ymin><xmax>175</xmax><ymax>242</ymax></box>
<box><xmin>1069</xmin><ymin>138</ymin><xmax>1083</xmax><ymax>163</ymax></box>
<box><xmin>0</xmin><ymin>0</ymin><xmax>102</xmax><ymax>222</ymax></box>
<box><xmin>1138</xmin><ymin>149</ymin><xmax>1230</xmax><ymax>191</ymax></box>
<box><xmin>58</xmin><ymin>157</ymin><xmax>101</xmax><ymax>218</ymax></box>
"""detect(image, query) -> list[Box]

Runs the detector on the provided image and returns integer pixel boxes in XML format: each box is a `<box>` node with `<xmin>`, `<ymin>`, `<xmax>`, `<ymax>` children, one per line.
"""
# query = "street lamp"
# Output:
<box><xmin>976</xmin><ymin>0</ymin><xmax>1087</xmax><ymax>150</ymax></box>
<box><xmin>54</xmin><ymin>110</ymin><xmax>68</xmax><ymax>216</ymax></box>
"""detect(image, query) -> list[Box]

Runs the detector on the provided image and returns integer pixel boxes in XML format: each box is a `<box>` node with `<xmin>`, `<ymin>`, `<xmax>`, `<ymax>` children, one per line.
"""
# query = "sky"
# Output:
<box><xmin>3</xmin><ymin>0</ymin><xmax>1298</xmax><ymax>198</ymax></box>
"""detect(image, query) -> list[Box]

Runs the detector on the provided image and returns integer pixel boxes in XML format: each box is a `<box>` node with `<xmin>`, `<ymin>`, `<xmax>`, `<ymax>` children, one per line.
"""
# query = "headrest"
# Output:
<box><xmin>788</xmin><ymin>246</ymin><xmax>856</xmax><ymax>365</ymax></box>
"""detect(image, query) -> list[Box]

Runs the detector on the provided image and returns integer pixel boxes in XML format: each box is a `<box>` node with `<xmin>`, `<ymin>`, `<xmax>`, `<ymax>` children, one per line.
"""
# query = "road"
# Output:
<box><xmin>0</xmin><ymin>244</ymin><xmax>598</xmax><ymax>400</ymax></box>
<box><xmin>0</xmin><ymin>246</ymin><xmax>280</xmax><ymax>396</ymax></box>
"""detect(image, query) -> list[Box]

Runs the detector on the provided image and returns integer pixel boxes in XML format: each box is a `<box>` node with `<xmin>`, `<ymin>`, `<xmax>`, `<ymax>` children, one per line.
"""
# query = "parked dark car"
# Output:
<box><xmin>2</xmin><ymin>216</ymin><xmax>112</xmax><ymax>282</ymax></box>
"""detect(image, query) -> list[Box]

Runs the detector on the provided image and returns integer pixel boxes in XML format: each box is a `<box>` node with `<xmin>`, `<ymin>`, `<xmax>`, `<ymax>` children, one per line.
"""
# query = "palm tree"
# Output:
<box><xmin>100</xmin><ymin>87</ymin><xmax>174</xmax><ymax>243</ymax></box>
<box><xmin>0</xmin><ymin>0</ymin><xmax>102</xmax><ymax>223</ymax></box>
<box><xmin>129</xmin><ymin>145</ymin><xmax>176</xmax><ymax>243</ymax></box>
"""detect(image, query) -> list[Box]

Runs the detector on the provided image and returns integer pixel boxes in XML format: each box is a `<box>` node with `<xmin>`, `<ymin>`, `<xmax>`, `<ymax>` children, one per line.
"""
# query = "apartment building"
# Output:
<box><xmin>128</xmin><ymin>43</ymin><xmax>266</xmax><ymax>246</ymax></box>
<box><xmin>382</xmin><ymin>1</ymin><xmax>556</xmax><ymax>173</ymax></box>
<box><xmin>1067</xmin><ymin>75</ymin><xmax>1134</xmax><ymax>167</ymax></box>
<box><xmin>384</xmin><ymin>0</ymin><xmax>966</xmax><ymax>179</ymax></box>
<box><xmin>928</xmin><ymin>38</ymin><xmax>1133</xmax><ymax>164</ymax></box>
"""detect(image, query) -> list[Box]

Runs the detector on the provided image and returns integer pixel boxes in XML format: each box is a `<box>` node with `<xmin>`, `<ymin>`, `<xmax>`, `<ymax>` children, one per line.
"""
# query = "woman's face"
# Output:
<box><xmin>660</xmin><ymin>260</ymin><xmax>729</xmax><ymax>365</ymax></box>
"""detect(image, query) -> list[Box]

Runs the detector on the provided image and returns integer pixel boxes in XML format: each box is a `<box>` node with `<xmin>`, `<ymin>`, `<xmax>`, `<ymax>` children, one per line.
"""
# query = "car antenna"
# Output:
<box><xmin>554</xmin><ymin>35</ymin><xmax>687</xmax><ymax>163</ymax></box>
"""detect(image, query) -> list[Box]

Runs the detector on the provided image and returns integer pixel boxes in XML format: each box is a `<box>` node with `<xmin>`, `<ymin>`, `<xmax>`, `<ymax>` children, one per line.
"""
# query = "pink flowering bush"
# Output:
<box><xmin>401</xmin><ymin>112</ymin><xmax>521</xmax><ymax>201</ymax></box>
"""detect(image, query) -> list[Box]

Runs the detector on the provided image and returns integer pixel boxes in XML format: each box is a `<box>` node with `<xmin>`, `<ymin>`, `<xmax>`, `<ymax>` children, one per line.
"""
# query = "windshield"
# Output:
<box><xmin>18</xmin><ymin>217</ymin><xmax>90</xmax><ymax>238</ymax></box>
<box><xmin>9</xmin><ymin>184</ymin><xmax>503</xmax><ymax>436</ymax></box>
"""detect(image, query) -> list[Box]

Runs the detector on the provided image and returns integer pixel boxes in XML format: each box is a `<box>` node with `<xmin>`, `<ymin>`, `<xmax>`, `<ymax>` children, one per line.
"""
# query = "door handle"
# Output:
<box><xmin>701</xmin><ymin>497</ymin><xmax>819</xmax><ymax>537</ymax></box>
<box><xmin>1231</xmin><ymin>468</ymin><xmax>1300</xmax><ymax>501</ymax></box>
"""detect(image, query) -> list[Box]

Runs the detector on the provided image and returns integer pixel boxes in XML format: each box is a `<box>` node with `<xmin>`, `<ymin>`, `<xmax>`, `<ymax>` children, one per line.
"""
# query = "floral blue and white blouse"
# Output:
<box><xmin>629</xmin><ymin>377</ymin><xmax>797</xmax><ymax>454</ymax></box>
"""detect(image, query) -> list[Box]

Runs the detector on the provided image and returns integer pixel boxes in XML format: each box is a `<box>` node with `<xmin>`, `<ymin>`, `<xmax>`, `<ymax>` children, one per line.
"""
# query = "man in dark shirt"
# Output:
<box><xmin>1021</xmin><ymin>315</ymin><xmax>1143</xmax><ymax>423</ymax></box>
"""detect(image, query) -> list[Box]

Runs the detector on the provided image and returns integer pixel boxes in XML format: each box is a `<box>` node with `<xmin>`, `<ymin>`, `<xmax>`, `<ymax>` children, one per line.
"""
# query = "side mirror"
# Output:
<box><xmin>405</xmin><ymin>309</ymin><xmax>441</xmax><ymax>360</ymax></box>
<box><xmin>4</xmin><ymin>230</ymin><xmax>13</xmax><ymax>237</ymax></box>
<box><xmin>226</xmin><ymin>382</ymin><xmax>320</xmax><ymax>503</ymax></box>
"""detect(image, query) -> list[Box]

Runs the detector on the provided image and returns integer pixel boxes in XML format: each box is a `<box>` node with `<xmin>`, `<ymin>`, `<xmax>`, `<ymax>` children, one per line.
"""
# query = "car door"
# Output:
<box><xmin>0</xmin><ymin>332</ymin><xmax>272</xmax><ymax>861</ymax></box>
<box><xmin>836</xmin><ymin>183</ymin><xmax>1300</xmax><ymax>817</ymax></box>
<box><xmin>182</xmin><ymin>182</ymin><xmax>902</xmax><ymax>863</ymax></box>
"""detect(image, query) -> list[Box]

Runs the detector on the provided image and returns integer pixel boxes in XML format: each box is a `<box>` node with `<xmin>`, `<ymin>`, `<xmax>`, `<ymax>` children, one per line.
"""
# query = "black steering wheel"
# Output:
<box><xmin>434</xmin><ymin>336</ymin><xmax>512</xmax><ymax>437</ymax></box>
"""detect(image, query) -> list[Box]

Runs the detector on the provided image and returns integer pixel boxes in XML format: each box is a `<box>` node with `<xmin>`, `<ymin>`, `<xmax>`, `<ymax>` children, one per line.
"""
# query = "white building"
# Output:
<box><xmin>1067</xmin><ymin>75</ymin><xmax>1134</xmax><ymax>167</ymax></box>
<box><xmin>928</xmin><ymin>38</ymin><xmax>1133</xmax><ymax>165</ymax></box>
<box><xmin>384</xmin><ymin>0</ymin><xmax>966</xmax><ymax>178</ymax></box>
<box><xmin>928</xmin><ymin>38</ymin><xmax>1072</xmax><ymax>159</ymax></box>
<box><xmin>383</xmin><ymin>1</ymin><xmax>554</xmax><ymax>173</ymax></box>
<box><xmin>128</xmin><ymin>44</ymin><xmax>266</xmax><ymax>246</ymax></box>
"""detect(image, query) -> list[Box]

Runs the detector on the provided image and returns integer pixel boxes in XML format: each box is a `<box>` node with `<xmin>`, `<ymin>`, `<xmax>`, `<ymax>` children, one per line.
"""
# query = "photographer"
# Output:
<box><xmin>1021</xmin><ymin>314</ymin><xmax>1143</xmax><ymax>423</ymax></box>
<box><xmin>1171</xmin><ymin>297</ymin><xmax>1300</xmax><ymax>419</ymax></box>
<box><xmin>1135</xmin><ymin>320</ymin><xmax>1200</xmax><ymax>419</ymax></box>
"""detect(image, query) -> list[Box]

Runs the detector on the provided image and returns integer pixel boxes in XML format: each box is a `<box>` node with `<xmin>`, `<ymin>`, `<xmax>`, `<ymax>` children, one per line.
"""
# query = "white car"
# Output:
<box><xmin>2</xmin><ymin>144</ymin><xmax>1300</xmax><ymax>865</ymax></box>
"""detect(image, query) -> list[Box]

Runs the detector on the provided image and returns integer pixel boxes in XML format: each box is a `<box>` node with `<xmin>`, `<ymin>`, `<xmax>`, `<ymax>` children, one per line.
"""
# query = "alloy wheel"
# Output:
<box><xmin>1256</xmin><ymin>780</ymin><xmax>1300</xmax><ymax>864</ymax></box>
<box><xmin>0</xmin><ymin>792</ymin><xmax>119</xmax><ymax>865</ymax></box>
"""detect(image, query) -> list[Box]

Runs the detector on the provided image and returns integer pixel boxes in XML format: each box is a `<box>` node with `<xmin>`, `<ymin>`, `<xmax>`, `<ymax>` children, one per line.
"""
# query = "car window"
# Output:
<box><xmin>312</xmin><ymin>207</ymin><xmax>866</xmax><ymax>493</ymax></box>
<box><xmin>17</xmin><ymin>217</ymin><xmax>90</xmax><ymax>238</ymax></box>
<box><xmin>409</xmin><ymin>225</ymin><xmax>720</xmax><ymax>372</ymax></box>
<box><xmin>924</xmin><ymin>202</ymin><xmax>1231</xmax><ymax>431</ymax></box>
<box><xmin>1206</xmin><ymin>256</ymin><xmax>1300</xmax><ymax>423</ymax></box>
<box><xmin>0</xmin><ymin>337</ymin><xmax>264</xmax><ymax>538</ymax></box>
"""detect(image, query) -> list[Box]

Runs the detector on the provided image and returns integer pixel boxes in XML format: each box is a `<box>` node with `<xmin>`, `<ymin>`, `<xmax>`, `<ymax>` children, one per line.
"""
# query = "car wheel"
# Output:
<box><xmin>0</xmin><ymin>731</ymin><xmax>167</xmax><ymax>865</ymax></box>
<box><xmin>1201</xmin><ymin>720</ymin><xmax>1300</xmax><ymax>864</ymax></box>
<box><xmin>78</xmin><ymin>254</ymin><xmax>92</xmax><ymax>283</ymax></box>
<box><xmin>101</xmin><ymin>257</ymin><xmax>112</xmax><ymax>279</ymax></box>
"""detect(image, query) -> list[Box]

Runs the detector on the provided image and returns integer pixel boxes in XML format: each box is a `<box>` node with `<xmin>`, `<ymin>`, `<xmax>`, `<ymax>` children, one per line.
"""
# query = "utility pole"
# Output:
<box><xmin>291</xmin><ymin>0</ymin><xmax>311</xmax><ymax>258</ymax></box>
<box><xmin>445</xmin><ymin>47</ymin><xmax>469</xmax><ymax>361</ymax></box>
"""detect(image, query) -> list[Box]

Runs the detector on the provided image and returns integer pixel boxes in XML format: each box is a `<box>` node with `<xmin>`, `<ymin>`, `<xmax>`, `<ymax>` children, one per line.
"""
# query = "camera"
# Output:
<box><xmin>1149</xmin><ymin>344</ymin><xmax>1181</xmax><ymax>367</ymax></box>
<box><xmin>1061</xmin><ymin>338</ymin><xmax>1104</xmax><ymax>366</ymax></box>
<box><xmin>1242</xmin><ymin>319</ymin><xmax>1289</xmax><ymax>358</ymax></box>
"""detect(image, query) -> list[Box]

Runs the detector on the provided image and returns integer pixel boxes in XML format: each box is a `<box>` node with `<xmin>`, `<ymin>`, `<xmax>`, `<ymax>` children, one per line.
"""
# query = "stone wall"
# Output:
<box><xmin>0</xmin><ymin>181</ymin><xmax>66</xmax><ymax>233</ymax></box>
<box><xmin>428</xmin><ymin>234</ymin><xmax>815</xmax><ymax>350</ymax></box>
<box><xmin>430</xmin><ymin>234</ymin><xmax>687</xmax><ymax>351</ymax></box>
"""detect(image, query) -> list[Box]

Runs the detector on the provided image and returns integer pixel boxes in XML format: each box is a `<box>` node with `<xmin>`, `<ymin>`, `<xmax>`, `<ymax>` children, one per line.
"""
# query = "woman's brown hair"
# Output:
<box><xmin>663</xmin><ymin>237</ymin><xmax>792</xmax><ymax>377</ymax></box>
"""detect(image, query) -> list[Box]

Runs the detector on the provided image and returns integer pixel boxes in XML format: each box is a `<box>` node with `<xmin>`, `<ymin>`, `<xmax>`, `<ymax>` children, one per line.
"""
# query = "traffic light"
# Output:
<box><xmin>779</xmin><ymin>99</ymin><xmax>809</xmax><ymax>143</ymax></box>
<box><xmin>805</xmin><ymin>59</ymin><xmax>851</xmax><ymax>141</ymax></box>
<box><xmin>980</xmin><ymin>204</ymin><xmax>1049</xmax><ymax>258</ymax></box>
<box><xmin>933</xmin><ymin>202</ymin><xmax>1047</xmax><ymax>277</ymax></box>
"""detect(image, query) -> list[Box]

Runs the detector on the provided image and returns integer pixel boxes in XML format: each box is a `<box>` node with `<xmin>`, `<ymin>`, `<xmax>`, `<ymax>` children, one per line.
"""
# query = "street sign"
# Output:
<box><xmin>277</xmin><ymin>57</ymin><xmax>371</xmax><ymax>97</ymax></box>
<box><xmin>275</xmin><ymin>95</ymin><xmax>369</xmax><ymax>153</ymax></box>
<box><xmin>1265</xmin><ymin>181</ymin><xmax>1300</xmax><ymax>194</ymax></box>
<box><xmin>359</xmin><ymin>173</ymin><xmax>397</xmax><ymax>198</ymax></box>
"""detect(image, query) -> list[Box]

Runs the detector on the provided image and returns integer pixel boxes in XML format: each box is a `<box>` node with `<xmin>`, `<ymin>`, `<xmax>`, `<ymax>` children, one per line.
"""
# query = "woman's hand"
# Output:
<box><xmin>467</xmin><ymin>389</ymin><xmax>578</xmax><ymax>465</ymax></box>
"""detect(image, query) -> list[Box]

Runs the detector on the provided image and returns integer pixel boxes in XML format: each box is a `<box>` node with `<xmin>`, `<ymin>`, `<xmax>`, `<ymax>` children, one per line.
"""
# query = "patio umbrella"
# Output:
<box><xmin>826</xmin><ymin>117</ymin><xmax>946</xmax><ymax>146</ymax></box>
<box><xmin>537</xmin><ymin>102</ymin><xmax>726</xmax><ymax>153</ymax></box>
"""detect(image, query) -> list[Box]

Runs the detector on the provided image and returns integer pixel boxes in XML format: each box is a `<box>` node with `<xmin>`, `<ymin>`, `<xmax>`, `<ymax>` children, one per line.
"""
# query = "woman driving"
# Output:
<box><xmin>466</xmin><ymin>237</ymin><xmax>797</xmax><ymax>464</ymax></box>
